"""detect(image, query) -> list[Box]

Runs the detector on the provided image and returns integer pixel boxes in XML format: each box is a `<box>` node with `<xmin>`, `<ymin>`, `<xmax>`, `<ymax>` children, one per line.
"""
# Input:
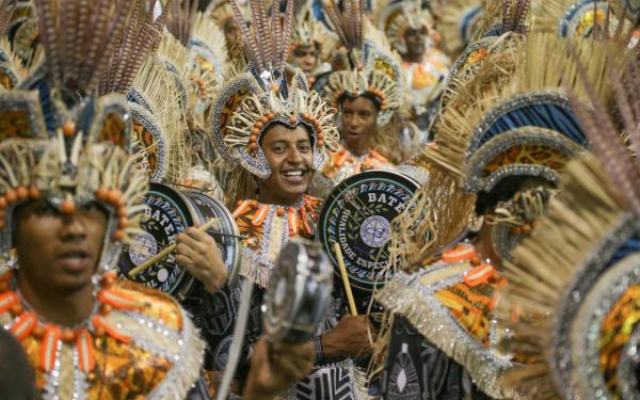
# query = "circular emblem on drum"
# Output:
<box><xmin>118</xmin><ymin>186</ymin><xmax>195</xmax><ymax>295</ymax></box>
<box><xmin>319</xmin><ymin>171</ymin><xmax>419</xmax><ymax>292</ymax></box>
<box><xmin>361</xmin><ymin>216</ymin><xmax>392</xmax><ymax>248</ymax></box>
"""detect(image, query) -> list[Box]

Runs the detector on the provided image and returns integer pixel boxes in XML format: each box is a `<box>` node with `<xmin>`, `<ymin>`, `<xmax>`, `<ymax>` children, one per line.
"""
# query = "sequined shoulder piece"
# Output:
<box><xmin>375</xmin><ymin>244</ymin><xmax>523</xmax><ymax>400</ymax></box>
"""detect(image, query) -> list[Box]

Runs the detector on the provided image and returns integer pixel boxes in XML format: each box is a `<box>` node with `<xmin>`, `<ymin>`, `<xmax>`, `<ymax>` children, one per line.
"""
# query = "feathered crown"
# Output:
<box><xmin>534</xmin><ymin>0</ymin><xmax>636</xmax><ymax>38</ymax></box>
<box><xmin>208</xmin><ymin>0</ymin><xmax>339</xmax><ymax>179</ymax></box>
<box><xmin>374</xmin><ymin>0</ymin><xmax>435</xmax><ymax>54</ymax></box>
<box><xmin>315</xmin><ymin>0</ymin><xmax>403</xmax><ymax>127</ymax></box>
<box><xmin>496</xmin><ymin>54</ymin><xmax>640</xmax><ymax>400</ymax></box>
<box><xmin>0</xmin><ymin>0</ymin><xmax>149</xmax><ymax>274</ymax></box>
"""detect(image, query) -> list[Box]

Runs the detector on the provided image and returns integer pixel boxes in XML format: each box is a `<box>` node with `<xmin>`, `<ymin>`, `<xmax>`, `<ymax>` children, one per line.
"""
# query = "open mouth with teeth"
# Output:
<box><xmin>281</xmin><ymin>169</ymin><xmax>309</xmax><ymax>183</ymax></box>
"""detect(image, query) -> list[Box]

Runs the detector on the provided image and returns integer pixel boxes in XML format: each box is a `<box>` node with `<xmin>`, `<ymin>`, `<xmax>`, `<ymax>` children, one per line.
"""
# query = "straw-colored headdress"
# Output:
<box><xmin>496</xmin><ymin>45</ymin><xmax>640</xmax><ymax>400</ymax></box>
<box><xmin>0</xmin><ymin>0</ymin><xmax>149</xmax><ymax>275</ymax></box>
<box><xmin>209</xmin><ymin>0</ymin><xmax>340</xmax><ymax>179</ymax></box>
<box><xmin>315</xmin><ymin>0</ymin><xmax>404</xmax><ymax>127</ymax></box>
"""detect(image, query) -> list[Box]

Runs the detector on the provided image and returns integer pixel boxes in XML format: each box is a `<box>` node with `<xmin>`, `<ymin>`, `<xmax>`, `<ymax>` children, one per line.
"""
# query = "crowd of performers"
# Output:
<box><xmin>0</xmin><ymin>0</ymin><xmax>640</xmax><ymax>399</ymax></box>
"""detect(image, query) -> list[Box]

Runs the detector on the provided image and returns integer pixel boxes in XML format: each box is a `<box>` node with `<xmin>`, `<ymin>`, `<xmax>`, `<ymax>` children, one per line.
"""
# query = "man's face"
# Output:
<box><xmin>291</xmin><ymin>45</ymin><xmax>319</xmax><ymax>75</ymax></box>
<box><xmin>259</xmin><ymin>124</ymin><xmax>314</xmax><ymax>204</ymax></box>
<box><xmin>403</xmin><ymin>27</ymin><xmax>427</xmax><ymax>58</ymax></box>
<box><xmin>224</xmin><ymin>19</ymin><xmax>242</xmax><ymax>50</ymax></box>
<box><xmin>340</xmin><ymin>96</ymin><xmax>378</xmax><ymax>150</ymax></box>
<box><xmin>14</xmin><ymin>199</ymin><xmax>108</xmax><ymax>293</ymax></box>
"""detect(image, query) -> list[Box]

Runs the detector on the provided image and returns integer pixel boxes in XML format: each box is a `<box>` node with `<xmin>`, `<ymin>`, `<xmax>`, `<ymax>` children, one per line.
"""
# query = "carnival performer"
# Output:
<box><xmin>375</xmin><ymin>0</ymin><xmax>450</xmax><ymax>131</ymax></box>
<box><xmin>0</xmin><ymin>0</ymin><xmax>206</xmax><ymax>397</ymax></box>
<box><xmin>373</xmin><ymin>13</ymin><xmax>627</xmax><ymax>398</ymax></box>
<box><xmin>287</xmin><ymin>4</ymin><xmax>337</xmax><ymax>87</ymax></box>
<box><xmin>312</xmin><ymin>0</ymin><xmax>404</xmax><ymax>190</ymax></box>
<box><xmin>206</xmin><ymin>0</ymin><xmax>376</xmax><ymax>398</ymax></box>
<box><xmin>494</xmin><ymin>53</ymin><xmax>640</xmax><ymax>400</ymax></box>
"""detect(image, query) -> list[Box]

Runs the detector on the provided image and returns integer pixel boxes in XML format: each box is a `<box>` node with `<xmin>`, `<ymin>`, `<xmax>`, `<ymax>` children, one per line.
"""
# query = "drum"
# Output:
<box><xmin>118</xmin><ymin>183</ymin><xmax>241</xmax><ymax>298</ymax></box>
<box><xmin>319</xmin><ymin>171</ymin><xmax>419</xmax><ymax>292</ymax></box>
<box><xmin>263</xmin><ymin>240</ymin><xmax>333</xmax><ymax>343</ymax></box>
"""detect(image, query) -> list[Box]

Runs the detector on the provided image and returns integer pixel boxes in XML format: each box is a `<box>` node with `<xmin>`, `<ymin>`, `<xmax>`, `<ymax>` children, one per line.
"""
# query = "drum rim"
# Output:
<box><xmin>181</xmin><ymin>189</ymin><xmax>243</xmax><ymax>287</ymax></box>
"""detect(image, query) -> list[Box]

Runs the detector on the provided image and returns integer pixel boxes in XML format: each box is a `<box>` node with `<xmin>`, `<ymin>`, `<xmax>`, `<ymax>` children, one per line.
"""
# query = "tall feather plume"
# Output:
<box><xmin>321</xmin><ymin>0</ymin><xmax>365</xmax><ymax>50</ymax></box>
<box><xmin>166</xmin><ymin>0</ymin><xmax>198</xmax><ymax>46</ymax></box>
<box><xmin>100</xmin><ymin>0</ymin><xmax>167</xmax><ymax>95</ymax></box>
<box><xmin>249</xmin><ymin>0</ymin><xmax>268</xmax><ymax>68</ymax></box>
<box><xmin>501</xmin><ymin>0</ymin><xmax>530</xmax><ymax>33</ymax></box>
<box><xmin>322</xmin><ymin>1</ymin><xmax>350</xmax><ymax>47</ymax></box>
<box><xmin>279</xmin><ymin>0</ymin><xmax>295</xmax><ymax>71</ymax></box>
<box><xmin>569</xmin><ymin>45</ymin><xmax>640</xmax><ymax>216</ymax></box>
<box><xmin>271</xmin><ymin>6</ymin><xmax>282</xmax><ymax>69</ymax></box>
<box><xmin>0</xmin><ymin>0</ymin><xmax>17</xmax><ymax>36</ymax></box>
<box><xmin>228</xmin><ymin>0</ymin><xmax>295</xmax><ymax>75</ymax></box>
<box><xmin>229</xmin><ymin>0</ymin><xmax>262</xmax><ymax>70</ymax></box>
<box><xmin>33</xmin><ymin>0</ymin><xmax>135</xmax><ymax>95</ymax></box>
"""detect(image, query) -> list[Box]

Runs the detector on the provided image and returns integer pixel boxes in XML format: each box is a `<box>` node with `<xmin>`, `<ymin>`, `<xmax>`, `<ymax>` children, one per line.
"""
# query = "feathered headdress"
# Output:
<box><xmin>0</xmin><ymin>0</ymin><xmax>148</xmax><ymax>274</ymax></box>
<box><xmin>489</xmin><ymin>37</ymin><xmax>640</xmax><ymax>400</ymax></box>
<box><xmin>208</xmin><ymin>0</ymin><xmax>339</xmax><ymax>179</ymax></box>
<box><xmin>374</xmin><ymin>0</ymin><xmax>435</xmax><ymax>54</ymax></box>
<box><xmin>389</xmin><ymin>33</ymin><xmax>621</xmax><ymax>273</ymax></box>
<box><xmin>290</xmin><ymin>4</ymin><xmax>337</xmax><ymax>61</ymax></box>
<box><xmin>316</xmin><ymin>0</ymin><xmax>403</xmax><ymax>127</ymax></box>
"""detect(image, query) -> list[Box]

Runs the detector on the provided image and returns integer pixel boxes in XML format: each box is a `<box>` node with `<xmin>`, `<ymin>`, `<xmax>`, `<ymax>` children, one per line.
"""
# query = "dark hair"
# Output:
<box><xmin>0</xmin><ymin>328</ymin><xmax>36</xmax><ymax>400</ymax></box>
<box><xmin>257</xmin><ymin>121</ymin><xmax>316</xmax><ymax>147</ymax></box>
<box><xmin>475</xmin><ymin>175</ymin><xmax>557</xmax><ymax>215</ymax></box>
<box><xmin>339</xmin><ymin>92</ymin><xmax>382</xmax><ymax>111</ymax></box>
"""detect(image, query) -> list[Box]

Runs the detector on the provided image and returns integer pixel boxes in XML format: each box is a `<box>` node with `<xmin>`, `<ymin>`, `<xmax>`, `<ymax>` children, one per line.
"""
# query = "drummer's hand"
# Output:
<box><xmin>176</xmin><ymin>227</ymin><xmax>227</xmax><ymax>293</ymax></box>
<box><xmin>321</xmin><ymin>315</ymin><xmax>375</xmax><ymax>357</ymax></box>
<box><xmin>243</xmin><ymin>338</ymin><xmax>315</xmax><ymax>400</ymax></box>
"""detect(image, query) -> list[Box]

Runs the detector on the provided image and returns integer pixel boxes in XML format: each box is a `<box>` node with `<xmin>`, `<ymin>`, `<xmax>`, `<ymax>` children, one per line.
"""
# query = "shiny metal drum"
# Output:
<box><xmin>318</xmin><ymin>171</ymin><xmax>419</xmax><ymax>292</ymax></box>
<box><xmin>263</xmin><ymin>240</ymin><xmax>333</xmax><ymax>343</ymax></box>
<box><xmin>117</xmin><ymin>183</ymin><xmax>241</xmax><ymax>298</ymax></box>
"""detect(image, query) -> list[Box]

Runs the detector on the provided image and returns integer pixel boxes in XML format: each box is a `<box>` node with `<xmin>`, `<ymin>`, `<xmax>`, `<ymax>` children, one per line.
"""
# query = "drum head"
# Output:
<box><xmin>319</xmin><ymin>171</ymin><xmax>419</xmax><ymax>292</ymax></box>
<box><xmin>181</xmin><ymin>190</ymin><xmax>242</xmax><ymax>287</ymax></box>
<box><xmin>118</xmin><ymin>183</ymin><xmax>195</xmax><ymax>297</ymax></box>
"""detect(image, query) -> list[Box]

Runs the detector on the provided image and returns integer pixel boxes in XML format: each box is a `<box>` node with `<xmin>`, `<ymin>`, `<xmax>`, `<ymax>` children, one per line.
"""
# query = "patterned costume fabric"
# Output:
<box><xmin>0</xmin><ymin>273</ymin><xmax>205</xmax><ymax>400</ymax></box>
<box><xmin>382</xmin><ymin>316</ymin><xmax>496</xmax><ymax>400</ymax></box>
<box><xmin>232</xmin><ymin>195</ymin><xmax>323</xmax><ymax>288</ymax></box>
<box><xmin>320</xmin><ymin>146</ymin><xmax>394</xmax><ymax>183</ymax></box>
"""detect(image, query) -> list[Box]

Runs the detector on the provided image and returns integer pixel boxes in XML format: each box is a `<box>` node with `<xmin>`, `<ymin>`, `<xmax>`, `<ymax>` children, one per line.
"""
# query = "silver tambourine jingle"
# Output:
<box><xmin>263</xmin><ymin>240</ymin><xmax>333</xmax><ymax>343</ymax></box>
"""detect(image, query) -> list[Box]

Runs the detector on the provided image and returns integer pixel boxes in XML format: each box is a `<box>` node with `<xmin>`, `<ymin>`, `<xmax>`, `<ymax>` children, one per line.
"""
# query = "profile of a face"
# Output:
<box><xmin>258</xmin><ymin>124</ymin><xmax>315</xmax><ymax>205</ymax></box>
<box><xmin>14</xmin><ymin>199</ymin><xmax>108</xmax><ymax>294</ymax></box>
<box><xmin>291</xmin><ymin>45</ymin><xmax>319</xmax><ymax>75</ymax></box>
